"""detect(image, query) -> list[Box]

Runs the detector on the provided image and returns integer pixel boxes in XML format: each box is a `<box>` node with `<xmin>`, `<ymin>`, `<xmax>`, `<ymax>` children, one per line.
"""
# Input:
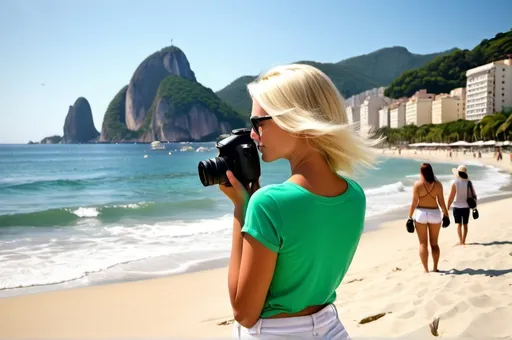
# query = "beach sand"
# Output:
<box><xmin>1</xmin><ymin>151</ymin><xmax>511</xmax><ymax>339</ymax></box>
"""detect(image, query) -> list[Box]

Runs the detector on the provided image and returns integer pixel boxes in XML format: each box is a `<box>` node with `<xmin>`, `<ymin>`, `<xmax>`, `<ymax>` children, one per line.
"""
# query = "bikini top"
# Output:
<box><xmin>418</xmin><ymin>181</ymin><xmax>436</xmax><ymax>199</ymax></box>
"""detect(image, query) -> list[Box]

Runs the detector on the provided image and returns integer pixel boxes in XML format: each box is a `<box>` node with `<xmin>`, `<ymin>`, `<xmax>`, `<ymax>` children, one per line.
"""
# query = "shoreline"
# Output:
<box><xmin>379</xmin><ymin>147</ymin><xmax>512</xmax><ymax>174</ymax></box>
<box><xmin>1</xmin><ymin>150</ymin><xmax>511</xmax><ymax>300</ymax></box>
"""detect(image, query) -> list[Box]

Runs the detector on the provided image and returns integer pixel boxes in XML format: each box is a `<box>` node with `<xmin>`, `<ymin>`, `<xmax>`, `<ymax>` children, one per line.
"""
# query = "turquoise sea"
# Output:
<box><xmin>0</xmin><ymin>143</ymin><xmax>510</xmax><ymax>296</ymax></box>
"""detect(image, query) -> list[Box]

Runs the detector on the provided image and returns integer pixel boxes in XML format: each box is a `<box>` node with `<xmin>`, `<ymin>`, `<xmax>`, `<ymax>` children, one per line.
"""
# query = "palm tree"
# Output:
<box><xmin>497</xmin><ymin>113</ymin><xmax>512</xmax><ymax>140</ymax></box>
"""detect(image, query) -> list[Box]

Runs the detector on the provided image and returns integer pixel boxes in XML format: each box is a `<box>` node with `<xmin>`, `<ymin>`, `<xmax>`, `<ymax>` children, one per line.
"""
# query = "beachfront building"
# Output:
<box><xmin>389</xmin><ymin>100</ymin><xmax>407</xmax><ymax>128</ymax></box>
<box><xmin>450</xmin><ymin>87</ymin><xmax>466</xmax><ymax>119</ymax></box>
<box><xmin>344</xmin><ymin>86</ymin><xmax>386</xmax><ymax>107</ymax></box>
<box><xmin>432</xmin><ymin>94</ymin><xmax>464</xmax><ymax>124</ymax></box>
<box><xmin>360</xmin><ymin>96</ymin><xmax>389</xmax><ymax>136</ymax></box>
<box><xmin>465</xmin><ymin>58</ymin><xmax>512</xmax><ymax>121</ymax></box>
<box><xmin>405</xmin><ymin>89</ymin><xmax>434</xmax><ymax>126</ymax></box>
<box><xmin>346</xmin><ymin>105</ymin><xmax>360</xmax><ymax>125</ymax></box>
<box><xmin>379</xmin><ymin>106</ymin><xmax>390</xmax><ymax>128</ymax></box>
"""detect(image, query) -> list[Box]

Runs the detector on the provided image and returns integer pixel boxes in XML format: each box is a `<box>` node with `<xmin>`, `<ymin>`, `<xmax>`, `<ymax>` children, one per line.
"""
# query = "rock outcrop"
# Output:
<box><xmin>147</xmin><ymin>75</ymin><xmax>244</xmax><ymax>142</ymax></box>
<box><xmin>40</xmin><ymin>135</ymin><xmax>62</xmax><ymax>144</ymax></box>
<box><xmin>125</xmin><ymin>46</ymin><xmax>196</xmax><ymax>131</ymax></box>
<box><xmin>62</xmin><ymin>97</ymin><xmax>99</xmax><ymax>143</ymax></box>
<box><xmin>151</xmin><ymin>98</ymin><xmax>233</xmax><ymax>142</ymax></box>
<box><xmin>97</xmin><ymin>45</ymin><xmax>245</xmax><ymax>143</ymax></box>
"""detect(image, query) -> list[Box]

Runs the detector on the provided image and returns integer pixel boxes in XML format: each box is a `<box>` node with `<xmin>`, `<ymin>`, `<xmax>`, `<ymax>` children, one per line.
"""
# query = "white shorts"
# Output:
<box><xmin>414</xmin><ymin>207</ymin><xmax>442</xmax><ymax>224</ymax></box>
<box><xmin>232</xmin><ymin>304</ymin><xmax>350</xmax><ymax>339</ymax></box>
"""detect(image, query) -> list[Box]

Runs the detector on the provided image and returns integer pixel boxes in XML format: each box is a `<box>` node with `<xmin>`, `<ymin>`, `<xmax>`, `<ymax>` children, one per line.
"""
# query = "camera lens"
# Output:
<box><xmin>198</xmin><ymin>157</ymin><xmax>229</xmax><ymax>186</ymax></box>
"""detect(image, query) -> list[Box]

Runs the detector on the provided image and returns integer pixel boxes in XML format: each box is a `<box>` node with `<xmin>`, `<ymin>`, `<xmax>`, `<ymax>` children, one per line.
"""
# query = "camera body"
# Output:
<box><xmin>198</xmin><ymin>128</ymin><xmax>261</xmax><ymax>187</ymax></box>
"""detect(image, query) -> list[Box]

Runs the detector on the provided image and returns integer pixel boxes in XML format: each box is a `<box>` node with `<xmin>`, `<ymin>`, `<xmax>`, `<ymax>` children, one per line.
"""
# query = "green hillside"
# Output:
<box><xmin>149</xmin><ymin>75</ymin><xmax>245</xmax><ymax>128</ymax></box>
<box><xmin>216</xmin><ymin>47</ymin><xmax>453</xmax><ymax>115</ymax></box>
<box><xmin>100</xmin><ymin>85</ymin><xmax>142</xmax><ymax>141</ymax></box>
<box><xmin>337</xmin><ymin>46</ymin><xmax>457</xmax><ymax>86</ymax></box>
<box><xmin>385</xmin><ymin>29</ymin><xmax>512</xmax><ymax>98</ymax></box>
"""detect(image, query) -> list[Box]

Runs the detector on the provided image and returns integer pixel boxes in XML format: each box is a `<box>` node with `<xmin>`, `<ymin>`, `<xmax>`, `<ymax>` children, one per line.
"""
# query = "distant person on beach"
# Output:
<box><xmin>447</xmin><ymin>165</ymin><xmax>477</xmax><ymax>245</ymax></box>
<box><xmin>407</xmin><ymin>163</ymin><xmax>449</xmax><ymax>273</ymax></box>
<box><xmin>219</xmin><ymin>64</ymin><xmax>376</xmax><ymax>339</ymax></box>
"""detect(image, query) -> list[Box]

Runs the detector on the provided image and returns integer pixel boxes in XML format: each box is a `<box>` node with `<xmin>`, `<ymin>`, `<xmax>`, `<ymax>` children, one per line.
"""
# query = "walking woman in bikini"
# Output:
<box><xmin>407</xmin><ymin>163</ymin><xmax>449</xmax><ymax>273</ymax></box>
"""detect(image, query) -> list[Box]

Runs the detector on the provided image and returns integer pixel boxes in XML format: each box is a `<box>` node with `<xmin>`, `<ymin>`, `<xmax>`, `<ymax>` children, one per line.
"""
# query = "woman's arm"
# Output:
<box><xmin>437</xmin><ymin>182</ymin><xmax>449</xmax><ymax>216</ymax></box>
<box><xmin>231</xmin><ymin>232</ymin><xmax>277</xmax><ymax>328</ymax></box>
<box><xmin>229</xmin><ymin>205</ymin><xmax>278</xmax><ymax>328</ymax></box>
<box><xmin>408</xmin><ymin>183</ymin><xmax>419</xmax><ymax>218</ymax></box>
<box><xmin>447</xmin><ymin>182</ymin><xmax>456</xmax><ymax>210</ymax></box>
<box><xmin>222</xmin><ymin>172</ymin><xmax>278</xmax><ymax>329</ymax></box>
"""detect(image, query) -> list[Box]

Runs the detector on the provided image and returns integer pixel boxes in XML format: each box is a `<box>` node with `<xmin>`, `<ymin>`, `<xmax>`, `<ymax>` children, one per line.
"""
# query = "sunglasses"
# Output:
<box><xmin>250</xmin><ymin>116</ymin><xmax>273</xmax><ymax>137</ymax></box>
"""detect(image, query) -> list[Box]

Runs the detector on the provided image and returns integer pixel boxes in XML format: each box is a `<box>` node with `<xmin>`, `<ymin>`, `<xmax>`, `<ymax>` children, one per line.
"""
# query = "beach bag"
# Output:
<box><xmin>466</xmin><ymin>181</ymin><xmax>477</xmax><ymax>209</ymax></box>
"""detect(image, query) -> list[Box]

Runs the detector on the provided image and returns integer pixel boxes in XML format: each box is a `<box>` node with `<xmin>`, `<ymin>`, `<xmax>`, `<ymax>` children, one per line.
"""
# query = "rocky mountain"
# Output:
<box><xmin>40</xmin><ymin>135</ymin><xmax>62</xmax><ymax>144</ymax></box>
<box><xmin>62</xmin><ymin>97</ymin><xmax>100</xmax><ymax>143</ymax></box>
<box><xmin>125</xmin><ymin>46</ymin><xmax>197</xmax><ymax>131</ymax></box>
<box><xmin>100</xmin><ymin>46</ymin><xmax>244</xmax><ymax>143</ymax></box>
<box><xmin>216</xmin><ymin>47</ymin><xmax>456</xmax><ymax>115</ymax></box>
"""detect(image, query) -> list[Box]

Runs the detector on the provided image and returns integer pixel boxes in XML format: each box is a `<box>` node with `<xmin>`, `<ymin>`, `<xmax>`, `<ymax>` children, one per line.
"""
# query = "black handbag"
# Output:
<box><xmin>466</xmin><ymin>181</ymin><xmax>477</xmax><ymax>209</ymax></box>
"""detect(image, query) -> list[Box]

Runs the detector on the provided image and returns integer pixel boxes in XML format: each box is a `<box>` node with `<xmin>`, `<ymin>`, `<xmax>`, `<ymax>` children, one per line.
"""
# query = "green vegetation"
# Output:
<box><xmin>374</xmin><ymin>110</ymin><xmax>512</xmax><ymax>146</ymax></box>
<box><xmin>335</xmin><ymin>47</ymin><xmax>457</xmax><ymax>86</ymax></box>
<box><xmin>152</xmin><ymin>75</ymin><xmax>246</xmax><ymax>127</ymax></box>
<box><xmin>385</xmin><ymin>30</ymin><xmax>512</xmax><ymax>98</ymax></box>
<box><xmin>216</xmin><ymin>47</ymin><xmax>453</xmax><ymax>115</ymax></box>
<box><xmin>100</xmin><ymin>85</ymin><xmax>143</xmax><ymax>141</ymax></box>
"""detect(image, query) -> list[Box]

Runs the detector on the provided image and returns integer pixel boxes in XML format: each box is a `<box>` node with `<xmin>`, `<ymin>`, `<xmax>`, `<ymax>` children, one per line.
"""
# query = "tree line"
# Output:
<box><xmin>373</xmin><ymin>110</ymin><xmax>512</xmax><ymax>146</ymax></box>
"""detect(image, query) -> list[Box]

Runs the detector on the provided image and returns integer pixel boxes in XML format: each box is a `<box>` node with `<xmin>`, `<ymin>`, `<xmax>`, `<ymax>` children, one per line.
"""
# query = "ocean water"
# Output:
<box><xmin>0</xmin><ymin>144</ymin><xmax>510</xmax><ymax>296</ymax></box>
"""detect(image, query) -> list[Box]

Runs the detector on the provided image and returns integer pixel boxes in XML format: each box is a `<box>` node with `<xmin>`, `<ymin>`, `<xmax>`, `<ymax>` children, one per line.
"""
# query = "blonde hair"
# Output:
<box><xmin>247</xmin><ymin>63</ymin><xmax>380</xmax><ymax>176</ymax></box>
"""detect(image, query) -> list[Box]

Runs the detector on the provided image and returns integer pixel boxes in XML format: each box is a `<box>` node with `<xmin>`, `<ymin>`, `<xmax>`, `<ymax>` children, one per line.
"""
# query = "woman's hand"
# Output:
<box><xmin>219</xmin><ymin>170</ymin><xmax>260</xmax><ymax>208</ymax></box>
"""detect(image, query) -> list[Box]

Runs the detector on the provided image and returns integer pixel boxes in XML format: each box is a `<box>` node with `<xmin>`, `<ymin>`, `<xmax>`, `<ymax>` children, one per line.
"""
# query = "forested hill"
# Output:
<box><xmin>384</xmin><ymin>29</ymin><xmax>512</xmax><ymax>99</ymax></box>
<box><xmin>216</xmin><ymin>46</ymin><xmax>454</xmax><ymax>115</ymax></box>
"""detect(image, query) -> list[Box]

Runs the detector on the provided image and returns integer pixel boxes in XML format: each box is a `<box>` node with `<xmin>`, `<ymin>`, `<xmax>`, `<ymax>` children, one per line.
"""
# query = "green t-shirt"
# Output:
<box><xmin>241</xmin><ymin>177</ymin><xmax>366</xmax><ymax>318</ymax></box>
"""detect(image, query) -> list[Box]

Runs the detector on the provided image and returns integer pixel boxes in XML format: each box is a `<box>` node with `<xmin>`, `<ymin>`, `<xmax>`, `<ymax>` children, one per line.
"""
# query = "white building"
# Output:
<box><xmin>379</xmin><ymin>106</ymin><xmax>390</xmax><ymax>128</ymax></box>
<box><xmin>344</xmin><ymin>87</ymin><xmax>387</xmax><ymax>107</ymax></box>
<box><xmin>360</xmin><ymin>96</ymin><xmax>389</xmax><ymax>136</ymax></box>
<box><xmin>346</xmin><ymin>105</ymin><xmax>361</xmax><ymax>125</ymax></box>
<box><xmin>389</xmin><ymin>101</ymin><xmax>407</xmax><ymax>128</ymax></box>
<box><xmin>465</xmin><ymin>58</ymin><xmax>512</xmax><ymax>121</ymax></box>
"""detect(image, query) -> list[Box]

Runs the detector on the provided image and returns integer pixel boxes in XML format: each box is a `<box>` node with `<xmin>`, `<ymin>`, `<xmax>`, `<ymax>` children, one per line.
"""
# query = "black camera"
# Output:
<box><xmin>198</xmin><ymin>128</ymin><xmax>261</xmax><ymax>187</ymax></box>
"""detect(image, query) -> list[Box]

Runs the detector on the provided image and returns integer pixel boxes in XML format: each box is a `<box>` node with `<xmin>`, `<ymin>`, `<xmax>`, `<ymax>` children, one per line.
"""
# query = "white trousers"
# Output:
<box><xmin>232</xmin><ymin>304</ymin><xmax>350</xmax><ymax>339</ymax></box>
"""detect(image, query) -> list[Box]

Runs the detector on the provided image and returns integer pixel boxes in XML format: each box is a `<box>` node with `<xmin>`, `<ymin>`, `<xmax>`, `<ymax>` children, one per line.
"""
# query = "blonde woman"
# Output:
<box><xmin>219</xmin><ymin>64</ymin><xmax>377</xmax><ymax>339</ymax></box>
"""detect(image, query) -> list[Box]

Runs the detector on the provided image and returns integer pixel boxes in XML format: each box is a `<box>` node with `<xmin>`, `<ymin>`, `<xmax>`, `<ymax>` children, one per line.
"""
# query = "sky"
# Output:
<box><xmin>1</xmin><ymin>0</ymin><xmax>511</xmax><ymax>144</ymax></box>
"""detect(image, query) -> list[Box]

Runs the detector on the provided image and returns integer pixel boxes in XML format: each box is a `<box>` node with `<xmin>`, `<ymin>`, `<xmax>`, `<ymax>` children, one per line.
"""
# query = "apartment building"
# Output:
<box><xmin>346</xmin><ymin>105</ymin><xmax>360</xmax><ymax>125</ymax></box>
<box><xmin>379</xmin><ymin>106</ymin><xmax>390</xmax><ymax>128</ymax></box>
<box><xmin>344</xmin><ymin>87</ymin><xmax>386</xmax><ymax>107</ymax></box>
<box><xmin>405</xmin><ymin>89</ymin><xmax>434</xmax><ymax>126</ymax></box>
<box><xmin>389</xmin><ymin>100</ymin><xmax>407</xmax><ymax>128</ymax></box>
<box><xmin>359</xmin><ymin>96</ymin><xmax>389</xmax><ymax>136</ymax></box>
<box><xmin>450</xmin><ymin>87</ymin><xmax>466</xmax><ymax>118</ymax></box>
<box><xmin>432</xmin><ymin>94</ymin><xmax>463</xmax><ymax>124</ymax></box>
<box><xmin>465</xmin><ymin>58</ymin><xmax>512</xmax><ymax>121</ymax></box>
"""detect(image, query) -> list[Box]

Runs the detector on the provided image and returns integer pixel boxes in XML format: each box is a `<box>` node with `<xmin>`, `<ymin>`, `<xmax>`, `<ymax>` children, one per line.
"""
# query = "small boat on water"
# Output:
<box><xmin>179</xmin><ymin>145</ymin><xmax>194</xmax><ymax>152</ymax></box>
<box><xmin>150</xmin><ymin>141</ymin><xmax>166</xmax><ymax>150</ymax></box>
<box><xmin>196</xmin><ymin>146</ymin><xmax>209</xmax><ymax>152</ymax></box>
